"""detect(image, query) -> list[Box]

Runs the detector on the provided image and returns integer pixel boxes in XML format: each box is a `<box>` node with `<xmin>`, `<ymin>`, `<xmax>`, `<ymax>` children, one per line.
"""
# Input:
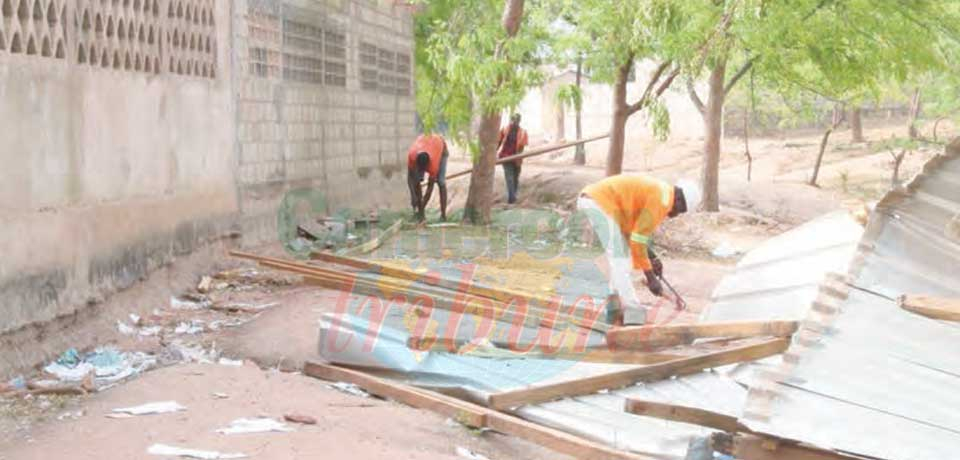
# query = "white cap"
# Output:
<box><xmin>675</xmin><ymin>179</ymin><xmax>702</xmax><ymax>213</ymax></box>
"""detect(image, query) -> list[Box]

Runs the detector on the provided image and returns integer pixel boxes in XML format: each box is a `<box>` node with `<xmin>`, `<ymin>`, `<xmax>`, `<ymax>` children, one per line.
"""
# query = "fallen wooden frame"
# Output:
<box><xmin>487</xmin><ymin>338</ymin><xmax>789</xmax><ymax>410</ymax></box>
<box><xmin>406</xmin><ymin>336</ymin><xmax>686</xmax><ymax>365</ymax></box>
<box><xmin>311</xmin><ymin>251</ymin><xmax>562</xmax><ymax>316</ymax></box>
<box><xmin>899</xmin><ymin>295</ymin><xmax>960</xmax><ymax>322</ymax></box>
<box><xmin>230</xmin><ymin>250</ymin><xmax>609</xmax><ymax>333</ymax></box>
<box><xmin>607</xmin><ymin>320</ymin><xmax>799</xmax><ymax>350</ymax></box>
<box><xmin>624</xmin><ymin>398</ymin><xmax>748</xmax><ymax>433</ymax></box>
<box><xmin>303</xmin><ymin>361</ymin><xmax>650</xmax><ymax>460</ymax></box>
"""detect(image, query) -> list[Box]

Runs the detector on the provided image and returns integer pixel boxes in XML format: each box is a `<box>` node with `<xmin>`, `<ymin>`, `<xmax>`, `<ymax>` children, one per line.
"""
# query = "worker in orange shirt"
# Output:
<box><xmin>578</xmin><ymin>175</ymin><xmax>701</xmax><ymax>322</ymax></box>
<box><xmin>498</xmin><ymin>114</ymin><xmax>529</xmax><ymax>204</ymax></box>
<box><xmin>406</xmin><ymin>134</ymin><xmax>449</xmax><ymax>222</ymax></box>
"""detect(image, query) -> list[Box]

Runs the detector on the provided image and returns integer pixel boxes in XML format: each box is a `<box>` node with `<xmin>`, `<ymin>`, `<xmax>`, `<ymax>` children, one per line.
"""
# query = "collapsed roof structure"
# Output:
<box><xmin>233</xmin><ymin>140</ymin><xmax>960</xmax><ymax>459</ymax></box>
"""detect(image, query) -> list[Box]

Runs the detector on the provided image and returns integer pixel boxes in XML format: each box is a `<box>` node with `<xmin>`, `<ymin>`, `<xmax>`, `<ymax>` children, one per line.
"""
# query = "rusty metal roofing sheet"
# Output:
<box><xmin>740</xmin><ymin>140</ymin><xmax>960</xmax><ymax>459</ymax></box>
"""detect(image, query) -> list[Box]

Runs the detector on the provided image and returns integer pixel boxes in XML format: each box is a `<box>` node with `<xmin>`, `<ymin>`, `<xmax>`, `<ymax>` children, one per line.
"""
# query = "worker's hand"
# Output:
<box><xmin>644</xmin><ymin>270</ymin><xmax>664</xmax><ymax>297</ymax></box>
<box><xmin>651</xmin><ymin>258</ymin><xmax>663</xmax><ymax>278</ymax></box>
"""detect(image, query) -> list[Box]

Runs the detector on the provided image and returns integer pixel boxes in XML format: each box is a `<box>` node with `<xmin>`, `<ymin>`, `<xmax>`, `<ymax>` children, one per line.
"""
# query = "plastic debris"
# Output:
<box><xmin>139</xmin><ymin>326</ymin><xmax>163</xmax><ymax>337</ymax></box>
<box><xmin>711</xmin><ymin>242</ymin><xmax>741</xmax><ymax>259</ymax></box>
<box><xmin>197</xmin><ymin>276</ymin><xmax>214</xmax><ymax>293</ymax></box>
<box><xmin>218</xmin><ymin>358</ymin><xmax>243</xmax><ymax>367</ymax></box>
<box><xmin>8</xmin><ymin>375</ymin><xmax>26</xmax><ymax>391</ymax></box>
<box><xmin>170</xmin><ymin>295</ymin><xmax>211</xmax><ymax>311</ymax></box>
<box><xmin>215</xmin><ymin>417</ymin><xmax>293</xmax><ymax>435</ymax></box>
<box><xmin>212</xmin><ymin>392</ymin><xmax>229</xmax><ymax>399</ymax></box>
<box><xmin>175</xmin><ymin>321</ymin><xmax>205</xmax><ymax>335</ymax></box>
<box><xmin>456</xmin><ymin>446</ymin><xmax>491</xmax><ymax>460</ymax></box>
<box><xmin>147</xmin><ymin>444</ymin><xmax>247</xmax><ymax>459</ymax></box>
<box><xmin>112</xmin><ymin>401</ymin><xmax>186</xmax><ymax>416</ymax></box>
<box><xmin>328</xmin><ymin>382</ymin><xmax>370</xmax><ymax>398</ymax></box>
<box><xmin>283</xmin><ymin>413</ymin><xmax>317</xmax><ymax>425</ymax></box>
<box><xmin>56</xmin><ymin>348</ymin><xmax>82</xmax><ymax>367</ymax></box>
<box><xmin>117</xmin><ymin>320</ymin><xmax>136</xmax><ymax>336</ymax></box>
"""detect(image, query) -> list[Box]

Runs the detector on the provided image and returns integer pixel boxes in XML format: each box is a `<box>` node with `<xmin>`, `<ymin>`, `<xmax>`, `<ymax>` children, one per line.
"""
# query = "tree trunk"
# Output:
<box><xmin>700</xmin><ymin>61</ymin><xmax>727</xmax><ymax>212</ymax></box>
<box><xmin>850</xmin><ymin>106</ymin><xmax>864</xmax><ymax>143</ymax></box>
<box><xmin>463</xmin><ymin>113</ymin><xmax>503</xmax><ymax>224</ymax></box>
<box><xmin>606</xmin><ymin>59</ymin><xmax>632</xmax><ymax>176</ymax></box>
<box><xmin>890</xmin><ymin>149</ymin><xmax>907</xmax><ymax>187</ymax></box>
<box><xmin>556</xmin><ymin>101</ymin><xmax>566</xmax><ymax>141</ymax></box>
<box><xmin>573</xmin><ymin>56</ymin><xmax>586</xmax><ymax>165</ymax></box>
<box><xmin>908</xmin><ymin>87</ymin><xmax>922</xmax><ymax>139</ymax></box>
<box><xmin>462</xmin><ymin>0</ymin><xmax>525</xmax><ymax>224</ymax></box>
<box><xmin>809</xmin><ymin>127</ymin><xmax>834</xmax><ymax>187</ymax></box>
<box><xmin>744</xmin><ymin>105</ymin><xmax>752</xmax><ymax>182</ymax></box>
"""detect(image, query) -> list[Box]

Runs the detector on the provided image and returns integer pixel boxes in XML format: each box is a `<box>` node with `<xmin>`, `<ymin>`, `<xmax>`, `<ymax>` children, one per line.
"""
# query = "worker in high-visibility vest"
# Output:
<box><xmin>406</xmin><ymin>134</ymin><xmax>449</xmax><ymax>222</ymax></box>
<box><xmin>578</xmin><ymin>175</ymin><xmax>701</xmax><ymax>321</ymax></box>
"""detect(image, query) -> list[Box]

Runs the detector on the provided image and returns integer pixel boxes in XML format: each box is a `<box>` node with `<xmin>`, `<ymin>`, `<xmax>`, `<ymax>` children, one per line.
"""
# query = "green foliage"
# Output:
<box><xmin>414</xmin><ymin>0</ymin><xmax>550</xmax><ymax>145</ymax></box>
<box><xmin>555</xmin><ymin>83</ymin><xmax>582</xmax><ymax>111</ymax></box>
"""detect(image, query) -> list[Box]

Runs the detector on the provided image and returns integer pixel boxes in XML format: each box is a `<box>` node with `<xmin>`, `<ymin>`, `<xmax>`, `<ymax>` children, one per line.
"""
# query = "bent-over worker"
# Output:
<box><xmin>497</xmin><ymin>113</ymin><xmax>529</xmax><ymax>204</ymax></box>
<box><xmin>406</xmin><ymin>133</ymin><xmax>449</xmax><ymax>222</ymax></box>
<box><xmin>578</xmin><ymin>174</ymin><xmax>701</xmax><ymax>322</ymax></box>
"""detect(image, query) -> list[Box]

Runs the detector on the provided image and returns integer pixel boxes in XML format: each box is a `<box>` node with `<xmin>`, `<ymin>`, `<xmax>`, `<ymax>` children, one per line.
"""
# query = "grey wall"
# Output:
<box><xmin>233</xmin><ymin>0</ymin><xmax>415</xmax><ymax>243</ymax></box>
<box><xmin>0</xmin><ymin>0</ymin><xmax>415</xmax><ymax>340</ymax></box>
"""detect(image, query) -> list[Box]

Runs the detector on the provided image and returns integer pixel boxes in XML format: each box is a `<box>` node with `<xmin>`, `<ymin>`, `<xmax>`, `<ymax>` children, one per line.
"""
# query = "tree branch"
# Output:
<box><xmin>501</xmin><ymin>0</ymin><xmax>525</xmax><ymax>37</ymax></box>
<box><xmin>723</xmin><ymin>56</ymin><xmax>757</xmax><ymax>95</ymax></box>
<box><xmin>626</xmin><ymin>61</ymin><xmax>672</xmax><ymax>116</ymax></box>
<box><xmin>687</xmin><ymin>79</ymin><xmax>706</xmax><ymax>115</ymax></box>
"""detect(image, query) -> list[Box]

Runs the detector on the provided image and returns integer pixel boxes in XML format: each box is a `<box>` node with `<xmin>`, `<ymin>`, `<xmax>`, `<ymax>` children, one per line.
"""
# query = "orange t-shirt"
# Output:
<box><xmin>407</xmin><ymin>134</ymin><xmax>446</xmax><ymax>178</ymax></box>
<box><xmin>582</xmin><ymin>174</ymin><xmax>675</xmax><ymax>271</ymax></box>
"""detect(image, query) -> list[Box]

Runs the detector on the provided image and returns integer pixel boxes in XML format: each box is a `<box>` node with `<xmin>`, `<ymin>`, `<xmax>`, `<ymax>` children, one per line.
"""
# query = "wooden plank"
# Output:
<box><xmin>899</xmin><ymin>295</ymin><xmax>960</xmax><ymax>321</ymax></box>
<box><xmin>444</xmin><ymin>133</ymin><xmax>610</xmax><ymax>181</ymax></box>
<box><xmin>302</xmin><ymin>362</ymin><xmax>648</xmax><ymax>460</ymax></box>
<box><xmin>342</xmin><ymin>219</ymin><xmax>403</xmax><ymax>256</ymax></box>
<box><xmin>303</xmin><ymin>361</ymin><xmax>487</xmax><ymax>428</ymax></box>
<box><xmin>488</xmin><ymin>338</ymin><xmax>789</xmax><ymax>410</ymax></box>
<box><xmin>607</xmin><ymin>321</ymin><xmax>799</xmax><ymax>350</ymax></box>
<box><xmin>623</xmin><ymin>398</ymin><xmax>747</xmax><ymax>433</ymax></box>
<box><xmin>407</xmin><ymin>336</ymin><xmax>684</xmax><ymax>365</ymax></box>
<box><xmin>734</xmin><ymin>435</ymin><xmax>867</xmax><ymax>460</ymax></box>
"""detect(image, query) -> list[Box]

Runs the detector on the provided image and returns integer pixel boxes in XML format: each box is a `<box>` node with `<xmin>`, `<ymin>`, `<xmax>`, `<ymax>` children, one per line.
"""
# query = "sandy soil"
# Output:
<box><xmin>0</xmin><ymin>363</ymin><xmax>563</xmax><ymax>460</ymax></box>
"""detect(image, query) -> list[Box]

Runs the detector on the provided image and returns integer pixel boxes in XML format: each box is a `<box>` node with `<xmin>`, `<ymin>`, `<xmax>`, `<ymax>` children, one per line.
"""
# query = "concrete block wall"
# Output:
<box><xmin>0</xmin><ymin>0</ymin><xmax>417</xmax><ymax>353</ymax></box>
<box><xmin>234</xmin><ymin>0</ymin><xmax>416</xmax><ymax>244</ymax></box>
<box><xmin>0</xmin><ymin>0</ymin><xmax>237</xmax><ymax>336</ymax></box>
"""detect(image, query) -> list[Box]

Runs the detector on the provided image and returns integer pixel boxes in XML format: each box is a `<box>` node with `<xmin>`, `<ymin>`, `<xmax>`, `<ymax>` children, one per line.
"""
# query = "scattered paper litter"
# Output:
<box><xmin>456</xmin><ymin>446</ymin><xmax>491</xmax><ymax>460</ymax></box>
<box><xmin>117</xmin><ymin>321</ymin><xmax>136</xmax><ymax>336</ymax></box>
<box><xmin>216</xmin><ymin>417</ymin><xmax>293</xmax><ymax>435</ymax></box>
<box><xmin>170</xmin><ymin>296</ymin><xmax>211</xmax><ymax>311</ymax></box>
<box><xmin>175</xmin><ymin>321</ymin><xmax>205</xmax><ymax>335</ymax></box>
<box><xmin>112</xmin><ymin>401</ymin><xmax>186</xmax><ymax>416</ymax></box>
<box><xmin>147</xmin><ymin>444</ymin><xmax>247</xmax><ymax>459</ymax></box>
<box><xmin>212</xmin><ymin>392</ymin><xmax>229</xmax><ymax>399</ymax></box>
<box><xmin>139</xmin><ymin>326</ymin><xmax>163</xmax><ymax>337</ymax></box>
<box><xmin>218</xmin><ymin>358</ymin><xmax>243</xmax><ymax>367</ymax></box>
<box><xmin>328</xmin><ymin>382</ymin><xmax>370</xmax><ymax>398</ymax></box>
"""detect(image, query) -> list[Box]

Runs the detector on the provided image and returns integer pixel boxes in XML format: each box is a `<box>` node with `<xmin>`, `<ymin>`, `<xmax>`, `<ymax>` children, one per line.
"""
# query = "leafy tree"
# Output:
<box><xmin>414</xmin><ymin>0</ymin><xmax>549</xmax><ymax>224</ymax></box>
<box><xmin>555</xmin><ymin>0</ymin><xmax>705</xmax><ymax>176</ymax></box>
<box><xmin>685</xmin><ymin>0</ymin><xmax>956</xmax><ymax>211</ymax></box>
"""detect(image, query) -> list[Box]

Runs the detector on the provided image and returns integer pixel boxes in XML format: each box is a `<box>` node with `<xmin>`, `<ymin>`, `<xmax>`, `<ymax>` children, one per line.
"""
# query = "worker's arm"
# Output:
<box><xmin>629</xmin><ymin>211</ymin><xmax>663</xmax><ymax>296</ymax></box>
<box><xmin>407</xmin><ymin>170</ymin><xmax>422</xmax><ymax>212</ymax></box>
<box><xmin>420</xmin><ymin>180</ymin><xmax>435</xmax><ymax>221</ymax></box>
<box><xmin>648</xmin><ymin>247</ymin><xmax>663</xmax><ymax>277</ymax></box>
<box><xmin>438</xmin><ymin>183</ymin><xmax>448</xmax><ymax>221</ymax></box>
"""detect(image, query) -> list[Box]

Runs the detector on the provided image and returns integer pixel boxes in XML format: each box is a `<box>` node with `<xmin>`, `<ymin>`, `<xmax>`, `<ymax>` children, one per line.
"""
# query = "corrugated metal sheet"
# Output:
<box><xmin>703</xmin><ymin>211</ymin><xmax>863</xmax><ymax>322</ymax></box>
<box><xmin>741</xmin><ymin>140</ymin><xmax>960</xmax><ymax>459</ymax></box>
<box><xmin>318</xmin><ymin>311</ymin><xmax>745</xmax><ymax>459</ymax></box>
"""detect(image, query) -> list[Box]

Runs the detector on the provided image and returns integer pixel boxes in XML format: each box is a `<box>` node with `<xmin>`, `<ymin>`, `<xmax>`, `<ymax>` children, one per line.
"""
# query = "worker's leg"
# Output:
<box><xmin>503</xmin><ymin>162</ymin><xmax>518</xmax><ymax>204</ymax></box>
<box><xmin>513</xmin><ymin>162</ymin><xmax>522</xmax><ymax>203</ymax></box>
<box><xmin>576</xmin><ymin>196</ymin><xmax>642</xmax><ymax>311</ymax></box>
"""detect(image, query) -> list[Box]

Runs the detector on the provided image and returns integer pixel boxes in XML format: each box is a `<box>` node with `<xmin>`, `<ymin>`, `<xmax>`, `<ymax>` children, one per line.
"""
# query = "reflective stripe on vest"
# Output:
<box><xmin>630</xmin><ymin>232</ymin><xmax>650</xmax><ymax>245</ymax></box>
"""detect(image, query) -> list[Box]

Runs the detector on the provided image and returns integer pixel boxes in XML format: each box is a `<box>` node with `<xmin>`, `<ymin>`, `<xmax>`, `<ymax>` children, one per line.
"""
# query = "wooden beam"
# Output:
<box><xmin>623</xmin><ymin>398</ymin><xmax>747</xmax><ymax>433</ymax></box>
<box><xmin>342</xmin><ymin>219</ymin><xmax>403</xmax><ymax>256</ymax></box>
<box><xmin>302</xmin><ymin>362</ymin><xmax>649</xmax><ymax>460</ymax></box>
<box><xmin>406</xmin><ymin>336</ymin><xmax>684</xmax><ymax>365</ymax></box>
<box><xmin>899</xmin><ymin>295</ymin><xmax>960</xmax><ymax>322</ymax></box>
<box><xmin>488</xmin><ymin>338</ymin><xmax>789</xmax><ymax>410</ymax></box>
<box><xmin>734</xmin><ymin>435</ymin><xmax>867</xmax><ymax>460</ymax></box>
<box><xmin>444</xmin><ymin>133</ymin><xmax>610</xmax><ymax>181</ymax></box>
<box><xmin>607</xmin><ymin>321</ymin><xmax>799</xmax><ymax>350</ymax></box>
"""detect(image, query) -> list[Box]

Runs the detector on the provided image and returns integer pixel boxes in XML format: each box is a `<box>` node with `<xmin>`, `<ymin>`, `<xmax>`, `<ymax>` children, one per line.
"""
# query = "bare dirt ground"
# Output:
<box><xmin>1</xmin><ymin>120</ymin><xmax>951</xmax><ymax>459</ymax></box>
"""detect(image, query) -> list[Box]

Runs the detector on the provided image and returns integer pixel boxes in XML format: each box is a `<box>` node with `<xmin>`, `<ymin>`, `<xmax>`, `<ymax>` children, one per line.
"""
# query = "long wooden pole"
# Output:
<box><xmin>444</xmin><ymin>133</ymin><xmax>610</xmax><ymax>181</ymax></box>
